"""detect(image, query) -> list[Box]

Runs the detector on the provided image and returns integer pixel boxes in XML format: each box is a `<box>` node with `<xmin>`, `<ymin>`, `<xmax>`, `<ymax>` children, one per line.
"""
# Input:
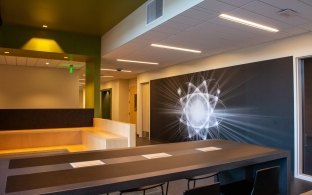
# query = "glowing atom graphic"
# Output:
<box><xmin>178</xmin><ymin>79</ymin><xmax>223</xmax><ymax>140</ymax></box>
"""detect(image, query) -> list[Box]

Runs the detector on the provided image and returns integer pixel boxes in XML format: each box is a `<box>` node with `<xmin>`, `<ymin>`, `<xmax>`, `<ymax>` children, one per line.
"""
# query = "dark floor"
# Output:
<box><xmin>136</xmin><ymin>136</ymin><xmax>163</xmax><ymax>146</ymax></box>
<box><xmin>136</xmin><ymin>136</ymin><xmax>312</xmax><ymax>195</ymax></box>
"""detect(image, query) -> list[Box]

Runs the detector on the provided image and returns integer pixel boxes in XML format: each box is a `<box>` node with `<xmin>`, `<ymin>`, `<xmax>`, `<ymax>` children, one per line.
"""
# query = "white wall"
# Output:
<box><xmin>119</xmin><ymin>80</ymin><xmax>130</xmax><ymax>122</ymax></box>
<box><xmin>0</xmin><ymin>65</ymin><xmax>80</xmax><ymax>108</ymax></box>
<box><xmin>101</xmin><ymin>79</ymin><xmax>129</xmax><ymax>122</ymax></box>
<box><xmin>136</xmin><ymin>32</ymin><xmax>312</xmax><ymax>136</ymax></box>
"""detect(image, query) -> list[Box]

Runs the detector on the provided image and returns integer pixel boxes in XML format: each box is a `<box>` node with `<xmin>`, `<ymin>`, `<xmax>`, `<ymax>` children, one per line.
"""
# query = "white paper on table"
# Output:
<box><xmin>196</xmin><ymin>147</ymin><xmax>222</xmax><ymax>152</ymax></box>
<box><xmin>142</xmin><ymin>152</ymin><xmax>172</xmax><ymax>159</ymax></box>
<box><xmin>70</xmin><ymin>160</ymin><xmax>105</xmax><ymax>168</ymax></box>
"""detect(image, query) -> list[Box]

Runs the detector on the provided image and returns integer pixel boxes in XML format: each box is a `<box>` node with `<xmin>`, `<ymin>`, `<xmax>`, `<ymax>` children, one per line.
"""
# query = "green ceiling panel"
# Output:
<box><xmin>0</xmin><ymin>0</ymin><xmax>147</xmax><ymax>36</ymax></box>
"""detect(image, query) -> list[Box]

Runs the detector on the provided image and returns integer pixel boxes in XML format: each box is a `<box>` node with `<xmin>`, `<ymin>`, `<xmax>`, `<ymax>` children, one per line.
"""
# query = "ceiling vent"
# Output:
<box><xmin>277</xmin><ymin>9</ymin><xmax>298</xmax><ymax>17</ymax></box>
<box><xmin>147</xmin><ymin>0</ymin><xmax>163</xmax><ymax>24</ymax></box>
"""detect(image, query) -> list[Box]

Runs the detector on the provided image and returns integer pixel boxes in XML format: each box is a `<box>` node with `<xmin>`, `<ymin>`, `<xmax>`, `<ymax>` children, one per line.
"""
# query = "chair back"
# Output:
<box><xmin>251</xmin><ymin>166</ymin><xmax>279</xmax><ymax>195</ymax></box>
<box><xmin>184</xmin><ymin>182</ymin><xmax>220</xmax><ymax>195</ymax></box>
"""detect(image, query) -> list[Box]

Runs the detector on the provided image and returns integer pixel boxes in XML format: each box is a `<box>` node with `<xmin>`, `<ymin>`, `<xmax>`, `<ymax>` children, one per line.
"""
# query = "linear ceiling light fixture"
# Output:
<box><xmin>101</xmin><ymin>68</ymin><xmax>117</xmax><ymax>71</ymax></box>
<box><xmin>101</xmin><ymin>68</ymin><xmax>132</xmax><ymax>73</ymax></box>
<box><xmin>120</xmin><ymin>70</ymin><xmax>132</xmax><ymax>73</ymax></box>
<box><xmin>219</xmin><ymin>14</ymin><xmax>279</xmax><ymax>32</ymax></box>
<box><xmin>101</xmin><ymin>75</ymin><xmax>114</xmax><ymax>78</ymax></box>
<box><xmin>151</xmin><ymin>43</ymin><xmax>202</xmax><ymax>53</ymax></box>
<box><xmin>117</xmin><ymin>59</ymin><xmax>159</xmax><ymax>65</ymax></box>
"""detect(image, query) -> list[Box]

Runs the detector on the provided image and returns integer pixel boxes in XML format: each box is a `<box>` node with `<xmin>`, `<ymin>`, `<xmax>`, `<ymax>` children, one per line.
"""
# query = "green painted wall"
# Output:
<box><xmin>0</xmin><ymin>25</ymin><xmax>101</xmax><ymax>117</ymax></box>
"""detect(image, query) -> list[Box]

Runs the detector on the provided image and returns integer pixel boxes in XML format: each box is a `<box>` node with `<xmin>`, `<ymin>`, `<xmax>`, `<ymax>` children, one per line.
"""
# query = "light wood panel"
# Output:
<box><xmin>0</xmin><ymin>125</ymin><xmax>131</xmax><ymax>155</ymax></box>
<box><xmin>0</xmin><ymin>128</ymin><xmax>82</xmax><ymax>150</ymax></box>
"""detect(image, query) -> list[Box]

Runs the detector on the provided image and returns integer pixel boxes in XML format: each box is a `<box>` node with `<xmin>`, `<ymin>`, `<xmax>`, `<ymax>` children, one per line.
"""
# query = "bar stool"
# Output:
<box><xmin>186</xmin><ymin>172</ymin><xmax>219</xmax><ymax>189</ymax></box>
<box><xmin>183</xmin><ymin>182</ymin><xmax>220</xmax><ymax>195</ymax></box>
<box><xmin>120</xmin><ymin>182</ymin><xmax>169</xmax><ymax>195</ymax></box>
<box><xmin>220</xmin><ymin>166</ymin><xmax>279</xmax><ymax>195</ymax></box>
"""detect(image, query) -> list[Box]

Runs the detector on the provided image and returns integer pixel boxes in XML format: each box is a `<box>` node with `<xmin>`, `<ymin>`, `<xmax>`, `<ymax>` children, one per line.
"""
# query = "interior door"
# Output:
<box><xmin>129</xmin><ymin>85</ymin><xmax>137</xmax><ymax>125</ymax></box>
<box><xmin>101</xmin><ymin>89</ymin><xmax>112</xmax><ymax>119</ymax></box>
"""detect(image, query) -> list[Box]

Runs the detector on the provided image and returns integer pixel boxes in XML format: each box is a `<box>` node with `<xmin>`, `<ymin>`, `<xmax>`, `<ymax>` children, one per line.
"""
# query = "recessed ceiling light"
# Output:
<box><xmin>151</xmin><ymin>44</ymin><xmax>202</xmax><ymax>53</ymax></box>
<box><xmin>45</xmin><ymin>62</ymin><xmax>50</xmax><ymax>65</ymax></box>
<box><xmin>4</xmin><ymin>51</ymin><xmax>10</xmax><ymax>54</ymax></box>
<box><xmin>101</xmin><ymin>68</ymin><xmax>117</xmax><ymax>71</ymax></box>
<box><xmin>117</xmin><ymin>59</ymin><xmax>159</xmax><ymax>65</ymax></box>
<box><xmin>101</xmin><ymin>75</ymin><xmax>114</xmax><ymax>78</ymax></box>
<box><xmin>43</xmin><ymin>25</ymin><xmax>48</xmax><ymax>28</ymax></box>
<box><xmin>219</xmin><ymin>14</ymin><xmax>279</xmax><ymax>32</ymax></box>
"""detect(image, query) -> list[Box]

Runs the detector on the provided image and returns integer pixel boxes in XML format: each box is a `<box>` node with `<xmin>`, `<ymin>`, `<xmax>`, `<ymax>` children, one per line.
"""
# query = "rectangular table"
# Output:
<box><xmin>0</xmin><ymin>139</ymin><xmax>290</xmax><ymax>195</ymax></box>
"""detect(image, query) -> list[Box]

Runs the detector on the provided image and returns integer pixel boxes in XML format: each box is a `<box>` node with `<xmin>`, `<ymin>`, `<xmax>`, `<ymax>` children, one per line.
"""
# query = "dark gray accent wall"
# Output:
<box><xmin>302</xmin><ymin>57</ymin><xmax>312</xmax><ymax>175</ymax></box>
<box><xmin>150</xmin><ymin>57</ymin><xmax>294</xmax><ymax>171</ymax></box>
<box><xmin>0</xmin><ymin>109</ymin><xmax>94</xmax><ymax>130</ymax></box>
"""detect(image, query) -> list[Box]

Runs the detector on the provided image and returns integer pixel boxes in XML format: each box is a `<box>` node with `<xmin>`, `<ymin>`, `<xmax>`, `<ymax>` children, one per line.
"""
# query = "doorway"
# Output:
<box><xmin>142</xmin><ymin>83</ymin><xmax>150</xmax><ymax>138</ymax></box>
<box><xmin>296</xmin><ymin>56</ymin><xmax>312</xmax><ymax>182</ymax></box>
<box><xmin>129</xmin><ymin>84</ymin><xmax>137</xmax><ymax>125</ymax></box>
<box><xmin>301</xmin><ymin>57</ymin><xmax>312</xmax><ymax>176</ymax></box>
<box><xmin>101</xmin><ymin>89</ymin><xmax>112</xmax><ymax>119</ymax></box>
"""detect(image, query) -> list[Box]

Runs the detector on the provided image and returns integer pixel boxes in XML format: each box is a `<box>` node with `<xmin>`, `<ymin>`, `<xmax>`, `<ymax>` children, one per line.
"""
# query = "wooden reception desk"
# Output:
<box><xmin>0</xmin><ymin>139</ymin><xmax>290</xmax><ymax>195</ymax></box>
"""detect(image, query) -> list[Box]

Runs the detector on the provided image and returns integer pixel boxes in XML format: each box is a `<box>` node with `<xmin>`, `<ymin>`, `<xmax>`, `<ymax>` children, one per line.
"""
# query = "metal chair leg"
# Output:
<box><xmin>161</xmin><ymin>184</ymin><xmax>164</xmax><ymax>195</ymax></box>
<box><xmin>193</xmin><ymin>180</ymin><xmax>196</xmax><ymax>188</ymax></box>
<box><xmin>166</xmin><ymin>182</ymin><xmax>169</xmax><ymax>195</ymax></box>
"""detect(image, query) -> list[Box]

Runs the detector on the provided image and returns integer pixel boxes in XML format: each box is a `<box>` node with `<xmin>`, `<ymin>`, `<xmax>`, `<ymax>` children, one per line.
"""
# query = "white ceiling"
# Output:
<box><xmin>101</xmin><ymin>0</ymin><xmax>312</xmax><ymax>80</ymax></box>
<box><xmin>0</xmin><ymin>55</ymin><xmax>85</xmax><ymax>69</ymax></box>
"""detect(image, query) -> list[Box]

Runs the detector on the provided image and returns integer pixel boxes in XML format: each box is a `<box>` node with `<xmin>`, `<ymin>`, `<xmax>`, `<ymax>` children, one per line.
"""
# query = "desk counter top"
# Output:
<box><xmin>0</xmin><ymin>139</ymin><xmax>289</xmax><ymax>195</ymax></box>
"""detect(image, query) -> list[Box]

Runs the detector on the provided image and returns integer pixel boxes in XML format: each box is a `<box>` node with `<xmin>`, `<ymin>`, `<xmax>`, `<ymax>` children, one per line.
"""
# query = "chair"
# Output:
<box><xmin>183</xmin><ymin>182</ymin><xmax>220</xmax><ymax>195</ymax></box>
<box><xmin>186</xmin><ymin>172</ymin><xmax>219</xmax><ymax>189</ymax></box>
<box><xmin>120</xmin><ymin>182</ymin><xmax>169</xmax><ymax>195</ymax></box>
<box><xmin>220</xmin><ymin>166</ymin><xmax>279</xmax><ymax>195</ymax></box>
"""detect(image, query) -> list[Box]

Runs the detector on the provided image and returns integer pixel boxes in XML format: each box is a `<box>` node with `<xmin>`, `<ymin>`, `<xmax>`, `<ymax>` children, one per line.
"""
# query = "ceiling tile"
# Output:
<box><xmin>242</xmin><ymin>1</ymin><xmax>311</xmax><ymax>26</ymax></box>
<box><xmin>36</xmin><ymin>59</ymin><xmax>48</xmax><ymax>67</ymax></box>
<box><xmin>153</xmin><ymin>20</ymin><xmax>194</xmax><ymax>35</ymax></box>
<box><xmin>48</xmin><ymin>59</ymin><xmax>62</xmax><ymax>67</ymax></box>
<box><xmin>217</xmin><ymin>0</ymin><xmax>255</xmax><ymax>7</ymax></box>
<box><xmin>299</xmin><ymin>22</ymin><xmax>312</xmax><ymax>31</ymax></box>
<box><xmin>5</xmin><ymin>56</ymin><xmax>16</xmax><ymax>65</ymax></box>
<box><xmin>100</xmin><ymin>0</ymin><xmax>312</xmax><ymax>79</ymax></box>
<box><xmin>0</xmin><ymin>56</ymin><xmax>7</xmax><ymax>65</ymax></box>
<box><xmin>181</xmin><ymin>7</ymin><xmax>217</xmax><ymax>21</ymax></box>
<box><xmin>16</xmin><ymin>57</ymin><xmax>27</xmax><ymax>65</ymax></box>
<box><xmin>224</xmin><ymin>8</ymin><xmax>307</xmax><ymax>35</ymax></box>
<box><xmin>138</xmin><ymin>30</ymin><xmax>171</xmax><ymax>42</ymax></box>
<box><xmin>299</xmin><ymin>0</ymin><xmax>312</xmax><ymax>6</ymax></box>
<box><xmin>197</xmin><ymin>0</ymin><xmax>238</xmax><ymax>13</ymax></box>
<box><xmin>259</xmin><ymin>0</ymin><xmax>312</xmax><ymax>19</ymax></box>
<box><xmin>26</xmin><ymin>58</ymin><xmax>38</xmax><ymax>66</ymax></box>
<box><xmin>169</xmin><ymin>15</ymin><xmax>205</xmax><ymax>27</ymax></box>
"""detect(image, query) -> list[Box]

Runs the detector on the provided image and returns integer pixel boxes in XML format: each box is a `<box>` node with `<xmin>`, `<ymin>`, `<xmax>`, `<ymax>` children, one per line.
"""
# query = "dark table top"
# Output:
<box><xmin>0</xmin><ymin>139</ymin><xmax>289</xmax><ymax>195</ymax></box>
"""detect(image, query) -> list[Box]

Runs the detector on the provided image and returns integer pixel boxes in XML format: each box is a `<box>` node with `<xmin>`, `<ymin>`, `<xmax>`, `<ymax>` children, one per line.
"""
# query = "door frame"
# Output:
<box><xmin>295</xmin><ymin>56</ymin><xmax>312</xmax><ymax>182</ymax></box>
<box><xmin>141</xmin><ymin>82</ymin><xmax>150</xmax><ymax>139</ymax></box>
